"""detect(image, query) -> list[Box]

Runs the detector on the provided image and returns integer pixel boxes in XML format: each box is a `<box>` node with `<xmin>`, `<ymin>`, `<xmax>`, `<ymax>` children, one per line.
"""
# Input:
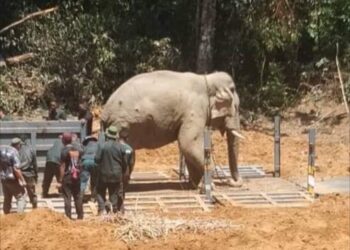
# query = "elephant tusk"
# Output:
<box><xmin>231</xmin><ymin>130</ymin><xmax>245</xmax><ymax>139</ymax></box>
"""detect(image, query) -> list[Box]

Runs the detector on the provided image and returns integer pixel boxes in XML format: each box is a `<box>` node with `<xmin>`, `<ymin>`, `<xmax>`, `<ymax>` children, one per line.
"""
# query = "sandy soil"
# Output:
<box><xmin>0</xmin><ymin>195</ymin><xmax>349</xmax><ymax>250</ymax></box>
<box><xmin>1</xmin><ymin>99</ymin><xmax>349</xmax><ymax>250</ymax></box>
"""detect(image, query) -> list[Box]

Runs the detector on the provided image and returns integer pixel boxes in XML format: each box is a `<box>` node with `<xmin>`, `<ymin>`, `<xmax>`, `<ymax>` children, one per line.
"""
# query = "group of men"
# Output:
<box><xmin>0</xmin><ymin>101</ymin><xmax>134</xmax><ymax>219</ymax></box>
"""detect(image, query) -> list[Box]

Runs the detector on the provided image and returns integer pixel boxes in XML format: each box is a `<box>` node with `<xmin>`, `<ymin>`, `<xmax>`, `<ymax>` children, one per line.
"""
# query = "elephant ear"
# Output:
<box><xmin>211</xmin><ymin>87</ymin><xmax>233</xmax><ymax>119</ymax></box>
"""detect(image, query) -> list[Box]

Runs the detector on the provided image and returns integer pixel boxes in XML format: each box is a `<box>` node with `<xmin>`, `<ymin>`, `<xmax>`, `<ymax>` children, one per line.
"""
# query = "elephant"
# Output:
<box><xmin>101</xmin><ymin>70</ymin><xmax>243</xmax><ymax>188</ymax></box>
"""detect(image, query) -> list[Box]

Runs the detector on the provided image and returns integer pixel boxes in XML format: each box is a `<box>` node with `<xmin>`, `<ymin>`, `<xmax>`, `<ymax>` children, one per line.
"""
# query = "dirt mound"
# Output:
<box><xmin>0</xmin><ymin>209</ymin><xmax>127</xmax><ymax>250</ymax></box>
<box><xmin>1</xmin><ymin>195</ymin><xmax>348</xmax><ymax>250</ymax></box>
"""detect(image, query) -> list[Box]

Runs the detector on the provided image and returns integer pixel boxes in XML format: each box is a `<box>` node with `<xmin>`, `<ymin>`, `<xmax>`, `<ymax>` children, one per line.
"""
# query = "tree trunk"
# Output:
<box><xmin>196</xmin><ymin>0</ymin><xmax>217</xmax><ymax>74</ymax></box>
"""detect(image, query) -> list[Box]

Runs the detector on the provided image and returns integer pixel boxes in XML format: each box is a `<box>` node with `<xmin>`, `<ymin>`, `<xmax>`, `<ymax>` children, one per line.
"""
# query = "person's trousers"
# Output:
<box><xmin>42</xmin><ymin>162</ymin><xmax>60</xmax><ymax>196</ymax></box>
<box><xmin>62</xmin><ymin>180</ymin><xmax>83</xmax><ymax>219</ymax></box>
<box><xmin>1</xmin><ymin>180</ymin><xmax>26</xmax><ymax>214</ymax></box>
<box><xmin>96</xmin><ymin>181</ymin><xmax>124</xmax><ymax>214</ymax></box>
<box><xmin>80</xmin><ymin>162</ymin><xmax>97</xmax><ymax>196</ymax></box>
<box><xmin>23</xmin><ymin>176</ymin><xmax>37</xmax><ymax>208</ymax></box>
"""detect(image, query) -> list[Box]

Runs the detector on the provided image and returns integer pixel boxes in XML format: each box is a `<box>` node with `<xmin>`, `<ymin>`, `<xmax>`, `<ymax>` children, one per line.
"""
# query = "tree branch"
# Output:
<box><xmin>335</xmin><ymin>43</ymin><xmax>349</xmax><ymax>114</ymax></box>
<box><xmin>0</xmin><ymin>6</ymin><xmax>58</xmax><ymax>35</ymax></box>
<box><xmin>5</xmin><ymin>53</ymin><xmax>34</xmax><ymax>65</ymax></box>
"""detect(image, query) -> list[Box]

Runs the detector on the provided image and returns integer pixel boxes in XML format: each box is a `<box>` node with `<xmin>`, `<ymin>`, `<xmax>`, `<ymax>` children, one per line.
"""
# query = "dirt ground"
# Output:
<box><xmin>0</xmin><ymin>195</ymin><xmax>349</xmax><ymax>250</ymax></box>
<box><xmin>1</xmin><ymin>97</ymin><xmax>349</xmax><ymax>249</ymax></box>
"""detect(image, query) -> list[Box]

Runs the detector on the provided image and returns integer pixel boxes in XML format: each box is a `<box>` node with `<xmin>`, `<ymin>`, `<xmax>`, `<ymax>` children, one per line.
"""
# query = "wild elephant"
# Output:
<box><xmin>101</xmin><ymin>70</ymin><xmax>243</xmax><ymax>187</ymax></box>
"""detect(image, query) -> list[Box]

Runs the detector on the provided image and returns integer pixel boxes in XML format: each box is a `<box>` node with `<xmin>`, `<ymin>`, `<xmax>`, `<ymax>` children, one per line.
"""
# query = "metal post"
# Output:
<box><xmin>274</xmin><ymin>115</ymin><xmax>281</xmax><ymax>177</ymax></box>
<box><xmin>204</xmin><ymin>128</ymin><xmax>213</xmax><ymax>202</ymax></box>
<box><xmin>307</xmin><ymin>129</ymin><xmax>316</xmax><ymax>197</ymax></box>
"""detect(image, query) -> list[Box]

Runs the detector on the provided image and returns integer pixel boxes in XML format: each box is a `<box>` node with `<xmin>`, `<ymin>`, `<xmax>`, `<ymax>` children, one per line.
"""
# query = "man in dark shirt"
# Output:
<box><xmin>95</xmin><ymin>126</ymin><xmax>129</xmax><ymax>214</ymax></box>
<box><xmin>47</xmin><ymin>101</ymin><xmax>67</xmax><ymax>120</ymax></box>
<box><xmin>78</xmin><ymin>101</ymin><xmax>93</xmax><ymax>136</ymax></box>
<box><xmin>42</xmin><ymin>136</ymin><xmax>64</xmax><ymax>198</ymax></box>
<box><xmin>11</xmin><ymin>138</ymin><xmax>38</xmax><ymax>208</ymax></box>
<box><xmin>57</xmin><ymin>132</ymin><xmax>84</xmax><ymax>219</ymax></box>
<box><xmin>118</xmin><ymin>129</ymin><xmax>135</xmax><ymax>191</ymax></box>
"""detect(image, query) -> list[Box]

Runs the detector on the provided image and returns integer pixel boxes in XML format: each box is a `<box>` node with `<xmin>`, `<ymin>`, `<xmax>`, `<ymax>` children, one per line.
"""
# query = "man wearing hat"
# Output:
<box><xmin>11</xmin><ymin>137</ymin><xmax>38</xmax><ymax>209</ymax></box>
<box><xmin>80</xmin><ymin>135</ymin><xmax>98</xmax><ymax>201</ymax></box>
<box><xmin>0</xmin><ymin>144</ymin><xmax>27</xmax><ymax>214</ymax></box>
<box><xmin>95</xmin><ymin>126</ymin><xmax>129</xmax><ymax>214</ymax></box>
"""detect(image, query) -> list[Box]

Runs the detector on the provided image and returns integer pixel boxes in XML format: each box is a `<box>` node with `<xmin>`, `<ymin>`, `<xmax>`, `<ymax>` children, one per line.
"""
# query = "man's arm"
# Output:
<box><xmin>12</xmin><ymin>154</ymin><xmax>26</xmax><ymax>186</ymax></box>
<box><xmin>13</xmin><ymin>168</ymin><xmax>26</xmax><ymax>186</ymax></box>
<box><xmin>57</xmin><ymin>149</ymin><xmax>66</xmax><ymax>189</ymax></box>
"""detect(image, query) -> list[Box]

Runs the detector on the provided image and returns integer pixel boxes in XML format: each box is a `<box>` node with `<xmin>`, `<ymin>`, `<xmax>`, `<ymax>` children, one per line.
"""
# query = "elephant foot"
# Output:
<box><xmin>226</xmin><ymin>177</ymin><xmax>243</xmax><ymax>187</ymax></box>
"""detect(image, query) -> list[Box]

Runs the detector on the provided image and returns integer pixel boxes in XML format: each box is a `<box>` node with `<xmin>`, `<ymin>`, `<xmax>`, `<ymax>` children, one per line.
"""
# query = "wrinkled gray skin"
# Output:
<box><xmin>101</xmin><ymin>70</ymin><xmax>242</xmax><ymax>187</ymax></box>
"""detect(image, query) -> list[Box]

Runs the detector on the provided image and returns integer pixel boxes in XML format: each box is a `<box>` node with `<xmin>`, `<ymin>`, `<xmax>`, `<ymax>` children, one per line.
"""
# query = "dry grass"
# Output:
<box><xmin>89</xmin><ymin>212</ymin><xmax>240</xmax><ymax>243</ymax></box>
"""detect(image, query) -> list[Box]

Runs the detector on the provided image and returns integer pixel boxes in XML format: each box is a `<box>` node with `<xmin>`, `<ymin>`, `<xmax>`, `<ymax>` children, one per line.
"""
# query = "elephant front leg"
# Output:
<box><xmin>178</xmin><ymin>125</ymin><xmax>205</xmax><ymax>189</ymax></box>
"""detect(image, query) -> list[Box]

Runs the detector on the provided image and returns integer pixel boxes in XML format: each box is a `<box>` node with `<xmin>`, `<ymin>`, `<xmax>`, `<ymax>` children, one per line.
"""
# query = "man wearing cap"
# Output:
<box><xmin>11</xmin><ymin>138</ymin><xmax>38</xmax><ymax>209</ymax></box>
<box><xmin>57</xmin><ymin>132</ymin><xmax>84</xmax><ymax>219</ymax></box>
<box><xmin>95</xmin><ymin>126</ymin><xmax>128</xmax><ymax>214</ymax></box>
<box><xmin>46</xmin><ymin>101</ymin><xmax>67</xmax><ymax>120</ymax></box>
<box><xmin>42</xmin><ymin>136</ymin><xmax>64</xmax><ymax>198</ymax></box>
<box><xmin>0</xmin><ymin>145</ymin><xmax>27</xmax><ymax>214</ymax></box>
<box><xmin>80</xmin><ymin>135</ymin><xmax>98</xmax><ymax>201</ymax></box>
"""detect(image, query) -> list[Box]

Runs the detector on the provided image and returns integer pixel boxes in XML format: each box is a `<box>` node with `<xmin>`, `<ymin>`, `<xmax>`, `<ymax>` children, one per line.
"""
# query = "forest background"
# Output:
<box><xmin>0</xmin><ymin>0</ymin><xmax>349</xmax><ymax>117</ymax></box>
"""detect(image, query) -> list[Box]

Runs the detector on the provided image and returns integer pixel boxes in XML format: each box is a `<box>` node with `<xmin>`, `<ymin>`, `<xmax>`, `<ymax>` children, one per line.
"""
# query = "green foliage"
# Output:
<box><xmin>0</xmin><ymin>0</ymin><xmax>349</xmax><ymax>114</ymax></box>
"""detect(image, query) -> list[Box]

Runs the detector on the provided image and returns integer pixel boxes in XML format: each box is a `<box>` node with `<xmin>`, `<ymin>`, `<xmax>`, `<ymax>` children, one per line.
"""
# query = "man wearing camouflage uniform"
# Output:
<box><xmin>0</xmin><ymin>145</ymin><xmax>27</xmax><ymax>214</ymax></box>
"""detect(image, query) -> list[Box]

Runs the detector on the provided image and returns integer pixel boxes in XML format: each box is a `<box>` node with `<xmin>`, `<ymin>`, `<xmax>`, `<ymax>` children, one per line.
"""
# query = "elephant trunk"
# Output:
<box><xmin>226</xmin><ymin>130</ymin><xmax>240</xmax><ymax>181</ymax></box>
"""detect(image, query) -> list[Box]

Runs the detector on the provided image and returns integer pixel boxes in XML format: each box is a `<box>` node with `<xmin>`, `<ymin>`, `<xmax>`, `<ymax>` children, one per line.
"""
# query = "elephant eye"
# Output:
<box><xmin>229</xmin><ymin>86</ymin><xmax>235</xmax><ymax>93</ymax></box>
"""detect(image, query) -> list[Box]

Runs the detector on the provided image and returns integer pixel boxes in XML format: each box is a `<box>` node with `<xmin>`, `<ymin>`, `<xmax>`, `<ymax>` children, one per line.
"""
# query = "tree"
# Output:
<box><xmin>196</xmin><ymin>0</ymin><xmax>217</xmax><ymax>73</ymax></box>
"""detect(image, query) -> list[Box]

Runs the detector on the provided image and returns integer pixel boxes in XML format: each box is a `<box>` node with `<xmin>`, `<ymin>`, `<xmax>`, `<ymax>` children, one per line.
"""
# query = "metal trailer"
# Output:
<box><xmin>0</xmin><ymin>120</ymin><xmax>86</xmax><ymax>170</ymax></box>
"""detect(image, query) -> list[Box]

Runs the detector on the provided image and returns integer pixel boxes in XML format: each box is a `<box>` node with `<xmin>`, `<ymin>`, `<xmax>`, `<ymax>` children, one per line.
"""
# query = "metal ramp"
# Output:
<box><xmin>214</xmin><ymin>191</ymin><xmax>313</xmax><ymax>208</ymax></box>
<box><xmin>0</xmin><ymin>170</ymin><xmax>315</xmax><ymax>216</ymax></box>
<box><xmin>213</xmin><ymin>165</ymin><xmax>266</xmax><ymax>179</ymax></box>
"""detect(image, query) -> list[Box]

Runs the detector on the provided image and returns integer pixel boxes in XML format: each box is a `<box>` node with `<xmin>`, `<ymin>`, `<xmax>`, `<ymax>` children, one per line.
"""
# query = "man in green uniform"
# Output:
<box><xmin>95</xmin><ymin>126</ymin><xmax>130</xmax><ymax>214</ymax></box>
<box><xmin>118</xmin><ymin>129</ymin><xmax>135</xmax><ymax>191</ymax></box>
<box><xmin>42</xmin><ymin>136</ymin><xmax>64</xmax><ymax>198</ymax></box>
<box><xmin>11</xmin><ymin>138</ymin><xmax>38</xmax><ymax>209</ymax></box>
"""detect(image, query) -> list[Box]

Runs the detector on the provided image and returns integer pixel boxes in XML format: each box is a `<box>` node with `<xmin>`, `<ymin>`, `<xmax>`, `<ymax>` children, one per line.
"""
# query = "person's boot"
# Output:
<box><xmin>32</xmin><ymin>202</ymin><xmax>38</xmax><ymax>209</ymax></box>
